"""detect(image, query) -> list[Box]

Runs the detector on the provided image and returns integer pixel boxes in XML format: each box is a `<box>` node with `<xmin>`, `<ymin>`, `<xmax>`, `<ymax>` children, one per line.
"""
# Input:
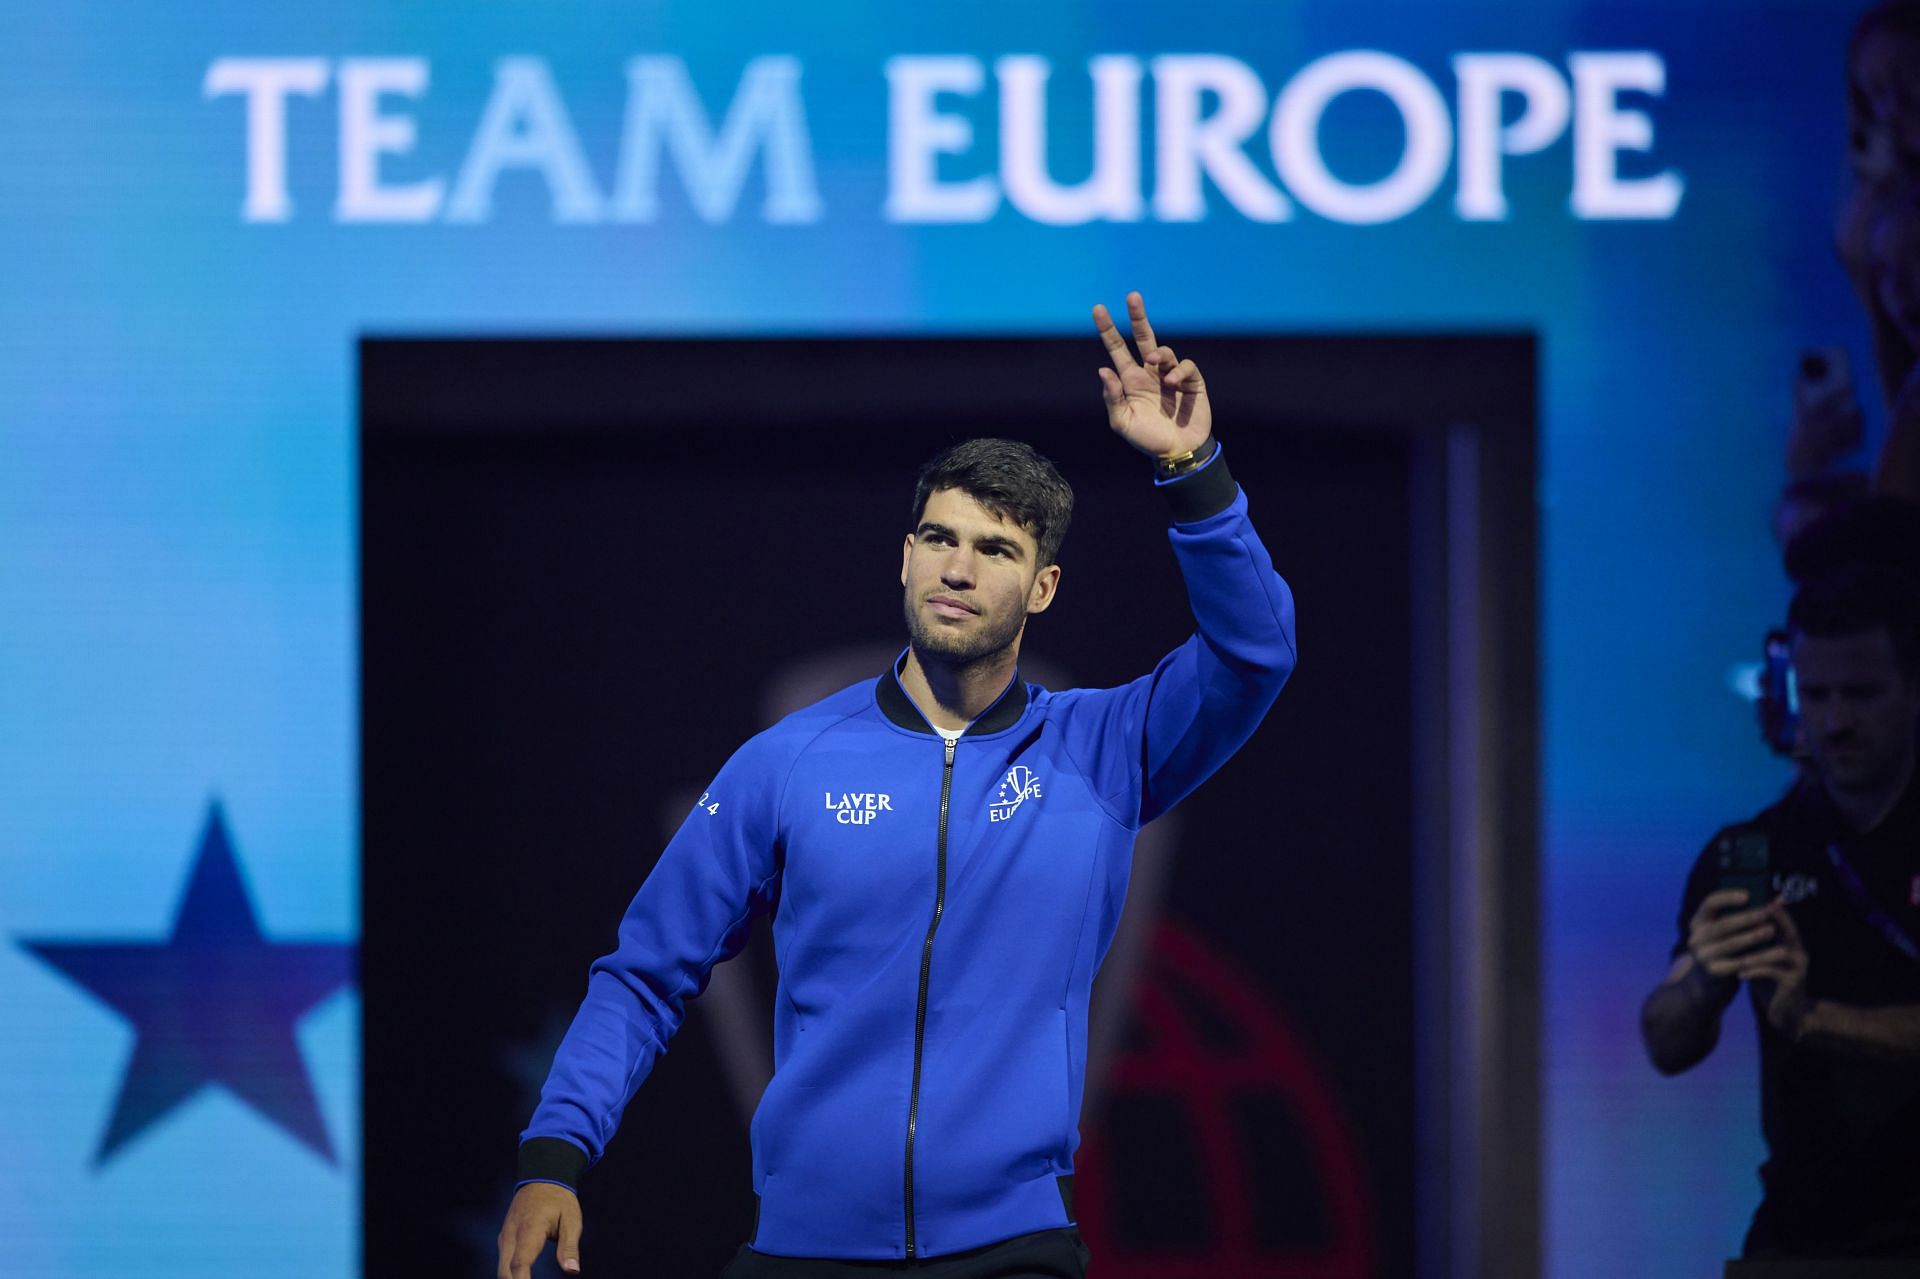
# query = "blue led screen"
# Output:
<box><xmin>0</xmin><ymin>3</ymin><xmax>1885</xmax><ymax>1275</ymax></box>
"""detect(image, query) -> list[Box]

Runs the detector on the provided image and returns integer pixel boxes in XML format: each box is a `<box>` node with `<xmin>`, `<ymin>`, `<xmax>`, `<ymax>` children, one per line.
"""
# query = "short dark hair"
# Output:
<box><xmin>1788</xmin><ymin>562</ymin><xmax>1920</xmax><ymax>677</ymax></box>
<box><xmin>1784</xmin><ymin>493</ymin><xmax>1920</xmax><ymax>586</ymax></box>
<box><xmin>910</xmin><ymin>438</ymin><xmax>1074</xmax><ymax>567</ymax></box>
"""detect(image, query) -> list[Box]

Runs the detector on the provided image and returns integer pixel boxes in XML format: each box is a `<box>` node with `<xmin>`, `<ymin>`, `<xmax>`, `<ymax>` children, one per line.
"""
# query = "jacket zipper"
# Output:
<box><xmin>904</xmin><ymin>733</ymin><xmax>956</xmax><ymax>1259</ymax></box>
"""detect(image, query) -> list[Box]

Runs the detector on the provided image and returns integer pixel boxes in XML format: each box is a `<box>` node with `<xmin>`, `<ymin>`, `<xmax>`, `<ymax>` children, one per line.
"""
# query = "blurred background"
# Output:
<box><xmin>3</xmin><ymin>2</ymin><xmax>1910</xmax><ymax>1276</ymax></box>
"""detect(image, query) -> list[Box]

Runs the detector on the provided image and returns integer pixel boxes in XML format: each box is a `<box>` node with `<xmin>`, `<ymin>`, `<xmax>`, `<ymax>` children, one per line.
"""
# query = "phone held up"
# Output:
<box><xmin>1716</xmin><ymin>827</ymin><xmax>1774</xmax><ymax>911</ymax></box>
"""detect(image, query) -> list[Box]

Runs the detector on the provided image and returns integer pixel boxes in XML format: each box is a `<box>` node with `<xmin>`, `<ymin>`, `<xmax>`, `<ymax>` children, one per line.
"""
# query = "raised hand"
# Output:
<box><xmin>1093</xmin><ymin>291</ymin><xmax>1212</xmax><ymax>461</ymax></box>
<box><xmin>1685</xmin><ymin>889</ymin><xmax>1778</xmax><ymax>979</ymax></box>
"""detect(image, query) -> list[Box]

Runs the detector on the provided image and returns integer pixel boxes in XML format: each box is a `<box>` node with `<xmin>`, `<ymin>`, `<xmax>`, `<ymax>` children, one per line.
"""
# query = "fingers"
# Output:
<box><xmin>1092</xmin><ymin>303</ymin><xmax>1138</xmax><ymax>371</ymax></box>
<box><xmin>1149</xmin><ymin>347</ymin><xmax>1179</xmax><ymax>416</ymax></box>
<box><xmin>1695</xmin><ymin>909</ymin><xmax>1772</xmax><ymax>945</ymax></box>
<box><xmin>1768</xmin><ymin>901</ymin><xmax>1805</xmax><ymax>947</ymax></box>
<box><xmin>1690</xmin><ymin>895</ymin><xmax>1768</xmax><ymax>934</ymax></box>
<box><xmin>557</xmin><ymin>1199</ymin><xmax>584</xmax><ymax>1275</ymax></box>
<box><xmin>496</xmin><ymin>1220</ymin><xmax>532</xmax><ymax>1279</ymax></box>
<box><xmin>1097</xmin><ymin>366</ymin><xmax>1126</xmax><ymax>409</ymax></box>
<box><xmin>511</xmin><ymin>1226</ymin><xmax>546</xmax><ymax>1279</ymax></box>
<box><xmin>1161</xmin><ymin>358</ymin><xmax>1204</xmax><ymax>392</ymax></box>
<box><xmin>496</xmin><ymin>1223</ymin><xmax>516</xmax><ymax>1279</ymax></box>
<box><xmin>1700</xmin><ymin>888</ymin><xmax>1756</xmax><ymax>912</ymax></box>
<box><xmin>1126</xmin><ymin>290</ymin><xmax>1159</xmax><ymax>360</ymax></box>
<box><xmin>497</xmin><ymin>1196</ymin><xmax>560</xmax><ymax>1279</ymax></box>
<box><xmin>1696</xmin><ymin>921</ymin><xmax>1778</xmax><ymax>963</ymax></box>
<box><xmin>1691</xmin><ymin>905</ymin><xmax>1779</xmax><ymax>976</ymax></box>
<box><xmin>1731</xmin><ymin>949</ymin><xmax>1796</xmax><ymax>981</ymax></box>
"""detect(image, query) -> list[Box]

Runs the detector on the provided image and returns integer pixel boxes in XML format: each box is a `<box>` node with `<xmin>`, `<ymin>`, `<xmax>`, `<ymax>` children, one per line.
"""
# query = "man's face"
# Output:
<box><xmin>900</xmin><ymin>488</ymin><xmax>1059</xmax><ymax>666</ymax></box>
<box><xmin>1792</xmin><ymin>627</ymin><xmax>1920</xmax><ymax>793</ymax></box>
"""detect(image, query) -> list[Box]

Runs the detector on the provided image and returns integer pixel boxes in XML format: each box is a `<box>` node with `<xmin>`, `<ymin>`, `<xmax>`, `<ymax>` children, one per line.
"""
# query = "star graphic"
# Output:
<box><xmin>19</xmin><ymin>801</ymin><xmax>356</xmax><ymax>1166</ymax></box>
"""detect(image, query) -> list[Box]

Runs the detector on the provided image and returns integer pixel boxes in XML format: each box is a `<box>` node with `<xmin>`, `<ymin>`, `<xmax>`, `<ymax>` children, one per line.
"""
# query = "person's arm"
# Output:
<box><xmin>1640</xmin><ymin>952</ymin><xmax>1739</xmax><ymax>1075</ymax></box>
<box><xmin>1796</xmin><ymin>1001</ymin><xmax>1920</xmax><ymax>1060</ymax></box>
<box><xmin>1735</xmin><ymin>902</ymin><xmax>1920</xmax><ymax>1062</ymax></box>
<box><xmin>516</xmin><ymin>735</ymin><xmax>787</xmax><ymax>1185</ymax></box>
<box><xmin>1085</xmin><ymin>293</ymin><xmax>1298</xmax><ymax>825</ymax></box>
<box><xmin>497</xmin><ymin>733</ymin><xmax>789</xmax><ymax>1278</ymax></box>
<box><xmin>1640</xmin><ymin>887</ymin><xmax>1774</xmax><ymax>1075</ymax></box>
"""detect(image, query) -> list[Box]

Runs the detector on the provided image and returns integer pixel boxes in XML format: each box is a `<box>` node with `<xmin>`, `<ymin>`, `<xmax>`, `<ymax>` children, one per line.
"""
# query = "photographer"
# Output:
<box><xmin>1641</xmin><ymin>564</ymin><xmax>1920</xmax><ymax>1259</ymax></box>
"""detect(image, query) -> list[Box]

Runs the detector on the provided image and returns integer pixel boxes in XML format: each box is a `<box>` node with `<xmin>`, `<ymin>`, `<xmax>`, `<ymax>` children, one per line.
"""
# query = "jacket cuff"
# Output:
<box><xmin>517</xmin><ymin>1136</ymin><xmax>590</xmax><ymax>1190</ymax></box>
<box><xmin>1155</xmin><ymin>441</ymin><xmax>1236</xmax><ymax>523</ymax></box>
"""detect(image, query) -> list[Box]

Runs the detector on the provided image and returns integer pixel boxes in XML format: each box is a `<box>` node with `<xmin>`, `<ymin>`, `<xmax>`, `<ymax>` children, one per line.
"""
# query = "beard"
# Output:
<box><xmin>903</xmin><ymin>590</ymin><xmax>1026</xmax><ymax>670</ymax></box>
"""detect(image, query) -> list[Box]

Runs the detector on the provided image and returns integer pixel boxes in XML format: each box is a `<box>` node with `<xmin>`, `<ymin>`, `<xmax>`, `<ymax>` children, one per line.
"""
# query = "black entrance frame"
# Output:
<box><xmin>359</xmin><ymin>332</ymin><xmax>1538</xmax><ymax>1279</ymax></box>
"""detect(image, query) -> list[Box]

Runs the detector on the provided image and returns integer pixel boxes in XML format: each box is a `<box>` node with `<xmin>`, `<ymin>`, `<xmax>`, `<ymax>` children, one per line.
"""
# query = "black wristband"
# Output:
<box><xmin>1156</xmin><ymin>441</ymin><xmax>1236</xmax><ymax>524</ymax></box>
<box><xmin>516</xmin><ymin>1136</ymin><xmax>589</xmax><ymax>1190</ymax></box>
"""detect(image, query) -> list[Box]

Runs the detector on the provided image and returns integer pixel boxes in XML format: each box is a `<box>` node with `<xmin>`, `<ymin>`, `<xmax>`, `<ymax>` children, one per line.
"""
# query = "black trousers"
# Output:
<box><xmin>719</xmin><ymin>1228</ymin><xmax>1089</xmax><ymax>1279</ymax></box>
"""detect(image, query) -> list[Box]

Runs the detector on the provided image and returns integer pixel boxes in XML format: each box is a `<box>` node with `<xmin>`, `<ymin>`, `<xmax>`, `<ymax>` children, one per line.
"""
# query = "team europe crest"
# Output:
<box><xmin>990</xmin><ymin>766</ymin><xmax>1042</xmax><ymax>822</ymax></box>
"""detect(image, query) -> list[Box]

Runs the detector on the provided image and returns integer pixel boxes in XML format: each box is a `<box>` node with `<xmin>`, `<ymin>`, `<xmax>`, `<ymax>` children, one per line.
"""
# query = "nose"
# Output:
<box><xmin>1821</xmin><ymin>704</ymin><xmax>1859</xmax><ymax>740</ymax></box>
<box><xmin>940</xmin><ymin>552</ymin><xmax>976</xmax><ymax>590</ymax></box>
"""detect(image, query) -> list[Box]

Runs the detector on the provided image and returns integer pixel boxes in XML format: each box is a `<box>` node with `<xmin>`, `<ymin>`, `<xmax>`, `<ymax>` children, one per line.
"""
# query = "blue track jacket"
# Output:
<box><xmin>517</xmin><ymin>448</ymin><xmax>1296</xmax><ymax>1260</ymax></box>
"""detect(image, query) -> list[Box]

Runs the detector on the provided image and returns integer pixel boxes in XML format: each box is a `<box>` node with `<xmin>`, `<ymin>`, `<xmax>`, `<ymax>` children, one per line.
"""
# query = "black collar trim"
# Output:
<box><xmin>877</xmin><ymin>649</ymin><xmax>1030</xmax><ymax>736</ymax></box>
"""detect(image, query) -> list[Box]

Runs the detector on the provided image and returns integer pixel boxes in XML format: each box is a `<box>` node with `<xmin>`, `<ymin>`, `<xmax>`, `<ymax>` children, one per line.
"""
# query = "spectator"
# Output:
<box><xmin>1644</xmin><ymin>565</ymin><xmax>1920</xmax><ymax>1260</ymax></box>
<box><xmin>1838</xmin><ymin>3</ymin><xmax>1920</xmax><ymax>409</ymax></box>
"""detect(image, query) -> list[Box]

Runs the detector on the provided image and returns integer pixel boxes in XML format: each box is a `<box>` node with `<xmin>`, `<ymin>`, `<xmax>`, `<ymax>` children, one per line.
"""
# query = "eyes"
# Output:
<box><xmin>922</xmin><ymin>532</ymin><xmax>1016</xmax><ymax>560</ymax></box>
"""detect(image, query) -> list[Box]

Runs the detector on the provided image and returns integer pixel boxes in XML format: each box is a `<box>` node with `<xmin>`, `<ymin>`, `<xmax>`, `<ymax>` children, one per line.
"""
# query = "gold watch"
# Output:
<box><xmin>1154</xmin><ymin>437</ymin><xmax>1217</xmax><ymax>480</ymax></box>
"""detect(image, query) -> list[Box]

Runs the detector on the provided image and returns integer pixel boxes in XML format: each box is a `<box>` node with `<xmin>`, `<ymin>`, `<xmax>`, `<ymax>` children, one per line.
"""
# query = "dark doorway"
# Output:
<box><xmin>361</xmin><ymin>334</ymin><xmax>1536</xmax><ymax>1279</ymax></box>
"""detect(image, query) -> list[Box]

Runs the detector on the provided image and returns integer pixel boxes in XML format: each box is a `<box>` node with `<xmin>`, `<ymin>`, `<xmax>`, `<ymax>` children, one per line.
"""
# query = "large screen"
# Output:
<box><xmin>0</xmin><ymin>4</ymin><xmax>1875</xmax><ymax>1276</ymax></box>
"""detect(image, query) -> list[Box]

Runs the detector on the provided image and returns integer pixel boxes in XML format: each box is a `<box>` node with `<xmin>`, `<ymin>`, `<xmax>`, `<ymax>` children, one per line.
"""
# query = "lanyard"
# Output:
<box><xmin>1823</xmin><ymin>843</ymin><xmax>1920</xmax><ymax>964</ymax></box>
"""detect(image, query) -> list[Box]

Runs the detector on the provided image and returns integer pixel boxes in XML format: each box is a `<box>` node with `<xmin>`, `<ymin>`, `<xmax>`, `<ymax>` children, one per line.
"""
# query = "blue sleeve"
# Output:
<box><xmin>515</xmin><ymin>731</ymin><xmax>789</xmax><ymax>1188</ymax></box>
<box><xmin>1060</xmin><ymin>447</ymin><xmax>1298</xmax><ymax>828</ymax></box>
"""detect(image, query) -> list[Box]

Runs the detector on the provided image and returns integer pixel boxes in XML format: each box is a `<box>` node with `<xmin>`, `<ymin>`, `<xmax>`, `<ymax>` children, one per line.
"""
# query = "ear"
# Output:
<box><xmin>901</xmin><ymin>533</ymin><xmax>915</xmax><ymax>588</ymax></box>
<box><xmin>1026</xmin><ymin>564</ymin><xmax>1062</xmax><ymax>616</ymax></box>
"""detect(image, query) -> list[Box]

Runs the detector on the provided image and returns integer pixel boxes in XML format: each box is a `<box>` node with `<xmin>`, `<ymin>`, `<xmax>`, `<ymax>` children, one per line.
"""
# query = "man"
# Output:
<box><xmin>496</xmin><ymin>293</ymin><xmax>1298</xmax><ymax>1278</ymax></box>
<box><xmin>1641</xmin><ymin>564</ymin><xmax>1920</xmax><ymax>1258</ymax></box>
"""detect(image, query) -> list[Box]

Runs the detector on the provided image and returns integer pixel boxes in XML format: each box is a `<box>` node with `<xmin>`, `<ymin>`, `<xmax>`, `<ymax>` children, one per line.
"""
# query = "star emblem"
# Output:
<box><xmin>18</xmin><ymin>801</ymin><xmax>356</xmax><ymax>1166</ymax></box>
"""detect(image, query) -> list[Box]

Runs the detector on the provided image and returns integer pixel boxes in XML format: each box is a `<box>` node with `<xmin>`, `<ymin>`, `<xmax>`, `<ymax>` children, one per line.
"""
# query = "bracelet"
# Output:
<box><xmin>1154</xmin><ymin>436</ymin><xmax>1218</xmax><ymax>480</ymax></box>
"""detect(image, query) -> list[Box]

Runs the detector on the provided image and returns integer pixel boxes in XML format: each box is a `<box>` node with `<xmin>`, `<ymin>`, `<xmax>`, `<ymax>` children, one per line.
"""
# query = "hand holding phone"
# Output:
<box><xmin>1788</xmin><ymin>346</ymin><xmax>1864</xmax><ymax>476</ymax></box>
<box><xmin>1715</xmin><ymin>828</ymin><xmax>1774</xmax><ymax>912</ymax></box>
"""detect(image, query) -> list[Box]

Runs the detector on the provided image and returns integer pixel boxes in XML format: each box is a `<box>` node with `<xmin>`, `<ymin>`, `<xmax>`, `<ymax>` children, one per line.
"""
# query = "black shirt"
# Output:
<box><xmin>1676</xmin><ymin>773</ymin><xmax>1920</xmax><ymax>1257</ymax></box>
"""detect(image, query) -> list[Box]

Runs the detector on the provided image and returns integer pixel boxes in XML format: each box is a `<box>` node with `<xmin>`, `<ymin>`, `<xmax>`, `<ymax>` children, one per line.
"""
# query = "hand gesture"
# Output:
<box><xmin>1093</xmin><ymin>291</ymin><xmax>1211</xmax><ymax>460</ymax></box>
<box><xmin>1685</xmin><ymin>889</ymin><xmax>1777</xmax><ymax>979</ymax></box>
<box><xmin>1785</xmin><ymin>347</ymin><xmax>1864</xmax><ymax>480</ymax></box>
<box><xmin>497</xmin><ymin>1182</ymin><xmax>584</xmax><ymax>1279</ymax></box>
<box><xmin>1732</xmin><ymin>901</ymin><xmax>1813</xmax><ymax>1038</ymax></box>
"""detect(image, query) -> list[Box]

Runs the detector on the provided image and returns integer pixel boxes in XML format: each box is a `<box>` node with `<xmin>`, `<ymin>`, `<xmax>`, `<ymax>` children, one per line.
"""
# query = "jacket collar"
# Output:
<box><xmin>877</xmin><ymin>649</ymin><xmax>1029</xmax><ymax>737</ymax></box>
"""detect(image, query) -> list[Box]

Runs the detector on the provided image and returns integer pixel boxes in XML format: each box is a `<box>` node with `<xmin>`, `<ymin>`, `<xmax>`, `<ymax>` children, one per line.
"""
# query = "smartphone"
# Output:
<box><xmin>1715</xmin><ymin>828</ymin><xmax>1774</xmax><ymax>909</ymax></box>
<box><xmin>1758</xmin><ymin>629</ymin><xmax>1800</xmax><ymax>757</ymax></box>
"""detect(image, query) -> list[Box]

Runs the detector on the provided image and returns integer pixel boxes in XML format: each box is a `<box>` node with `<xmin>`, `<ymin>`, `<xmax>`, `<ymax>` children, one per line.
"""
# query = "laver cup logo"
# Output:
<box><xmin>990</xmin><ymin>766</ymin><xmax>1042</xmax><ymax>822</ymax></box>
<box><xmin>825</xmin><ymin>792</ymin><xmax>893</xmax><ymax>825</ymax></box>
